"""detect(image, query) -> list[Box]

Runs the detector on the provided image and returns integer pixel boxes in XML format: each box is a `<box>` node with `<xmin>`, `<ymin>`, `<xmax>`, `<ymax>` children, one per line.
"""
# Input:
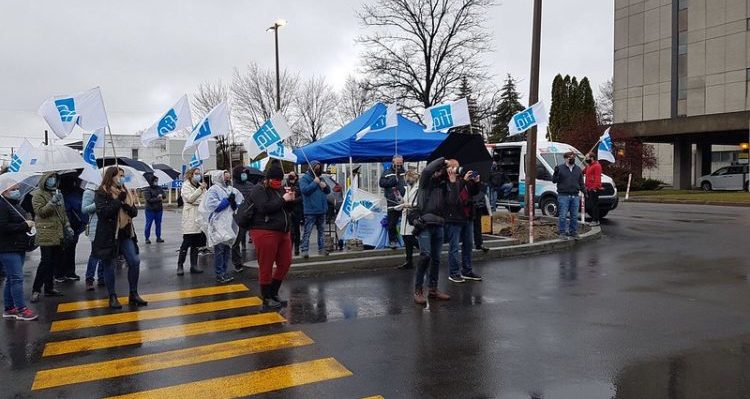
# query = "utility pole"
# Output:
<box><xmin>525</xmin><ymin>0</ymin><xmax>543</xmax><ymax>241</ymax></box>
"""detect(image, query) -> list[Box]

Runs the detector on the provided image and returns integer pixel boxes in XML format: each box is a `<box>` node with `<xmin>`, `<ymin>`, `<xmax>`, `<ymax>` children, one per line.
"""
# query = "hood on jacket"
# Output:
<box><xmin>38</xmin><ymin>171</ymin><xmax>59</xmax><ymax>191</ymax></box>
<box><xmin>307</xmin><ymin>161</ymin><xmax>322</xmax><ymax>176</ymax></box>
<box><xmin>232</xmin><ymin>165</ymin><xmax>248</xmax><ymax>181</ymax></box>
<box><xmin>208</xmin><ymin>170</ymin><xmax>229</xmax><ymax>189</ymax></box>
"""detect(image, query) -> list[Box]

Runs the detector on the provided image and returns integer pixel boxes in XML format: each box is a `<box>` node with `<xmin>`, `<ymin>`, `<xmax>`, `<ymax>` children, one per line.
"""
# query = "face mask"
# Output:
<box><xmin>225</xmin><ymin>180</ymin><xmax>232</xmax><ymax>186</ymax></box>
<box><xmin>192</xmin><ymin>174</ymin><xmax>202</xmax><ymax>184</ymax></box>
<box><xmin>117</xmin><ymin>177</ymin><xmax>126</xmax><ymax>186</ymax></box>
<box><xmin>7</xmin><ymin>190</ymin><xmax>21</xmax><ymax>201</ymax></box>
<box><xmin>585</xmin><ymin>159</ymin><xmax>593</xmax><ymax>164</ymax></box>
<box><xmin>269</xmin><ymin>179</ymin><xmax>283</xmax><ymax>190</ymax></box>
<box><xmin>45</xmin><ymin>177</ymin><xmax>57</xmax><ymax>189</ymax></box>
<box><xmin>240</xmin><ymin>173</ymin><xmax>248</xmax><ymax>182</ymax></box>
<box><xmin>407</xmin><ymin>179</ymin><xmax>416</xmax><ymax>186</ymax></box>
<box><xmin>567</xmin><ymin>158</ymin><xmax>575</xmax><ymax>165</ymax></box>
<box><xmin>152</xmin><ymin>180</ymin><xmax>159</xmax><ymax>186</ymax></box>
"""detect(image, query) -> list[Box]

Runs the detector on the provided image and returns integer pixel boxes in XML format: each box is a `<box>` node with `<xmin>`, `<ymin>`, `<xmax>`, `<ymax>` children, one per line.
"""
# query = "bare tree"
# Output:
<box><xmin>596</xmin><ymin>77</ymin><xmax>614</xmax><ymax>126</ymax></box>
<box><xmin>357</xmin><ymin>0</ymin><xmax>495</xmax><ymax>122</ymax></box>
<box><xmin>337</xmin><ymin>75</ymin><xmax>375</xmax><ymax>126</ymax></box>
<box><xmin>192</xmin><ymin>80</ymin><xmax>230</xmax><ymax>169</ymax></box>
<box><xmin>294</xmin><ymin>76</ymin><xmax>339</xmax><ymax>144</ymax></box>
<box><xmin>231</xmin><ymin>63</ymin><xmax>300</xmax><ymax>137</ymax></box>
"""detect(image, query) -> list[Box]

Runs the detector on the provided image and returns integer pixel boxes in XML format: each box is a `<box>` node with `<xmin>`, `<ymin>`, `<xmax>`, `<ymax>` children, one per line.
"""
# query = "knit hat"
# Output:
<box><xmin>267</xmin><ymin>159</ymin><xmax>284</xmax><ymax>180</ymax></box>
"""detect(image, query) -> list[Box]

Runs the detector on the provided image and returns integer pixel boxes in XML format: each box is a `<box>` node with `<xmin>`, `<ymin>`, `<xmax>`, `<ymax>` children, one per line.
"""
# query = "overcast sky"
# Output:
<box><xmin>0</xmin><ymin>0</ymin><xmax>613</xmax><ymax>154</ymax></box>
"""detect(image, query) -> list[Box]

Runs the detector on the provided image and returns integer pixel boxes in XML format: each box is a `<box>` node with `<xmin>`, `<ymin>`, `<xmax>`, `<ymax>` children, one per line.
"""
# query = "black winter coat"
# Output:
<box><xmin>285</xmin><ymin>180</ymin><xmax>304</xmax><ymax>220</ymax></box>
<box><xmin>92</xmin><ymin>191</ymin><xmax>138</xmax><ymax>261</ymax></box>
<box><xmin>143</xmin><ymin>185</ymin><xmax>165</xmax><ymax>212</ymax></box>
<box><xmin>0</xmin><ymin>198</ymin><xmax>32</xmax><ymax>253</ymax></box>
<box><xmin>416</xmin><ymin>157</ymin><xmax>449</xmax><ymax>225</ymax></box>
<box><xmin>379</xmin><ymin>166</ymin><xmax>406</xmax><ymax>206</ymax></box>
<box><xmin>248</xmin><ymin>184</ymin><xmax>294</xmax><ymax>233</ymax></box>
<box><xmin>552</xmin><ymin>163</ymin><xmax>585</xmax><ymax>195</ymax></box>
<box><xmin>444</xmin><ymin>180</ymin><xmax>479</xmax><ymax>224</ymax></box>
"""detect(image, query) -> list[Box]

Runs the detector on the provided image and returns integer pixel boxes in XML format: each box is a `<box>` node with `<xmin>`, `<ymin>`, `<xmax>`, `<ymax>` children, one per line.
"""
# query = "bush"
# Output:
<box><xmin>639</xmin><ymin>178</ymin><xmax>663</xmax><ymax>191</ymax></box>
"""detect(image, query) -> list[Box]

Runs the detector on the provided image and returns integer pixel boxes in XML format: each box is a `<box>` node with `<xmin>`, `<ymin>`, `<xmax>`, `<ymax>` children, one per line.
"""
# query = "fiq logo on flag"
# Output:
<box><xmin>142</xmin><ymin>95</ymin><xmax>193</xmax><ymax>146</ymax></box>
<box><xmin>54</xmin><ymin>98</ymin><xmax>78</xmax><ymax>123</ymax></box>
<box><xmin>83</xmin><ymin>135</ymin><xmax>99</xmax><ymax>166</ymax></box>
<box><xmin>430</xmin><ymin>104</ymin><xmax>453</xmax><ymax>131</ymax></box>
<box><xmin>157</xmin><ymin>109</ymin><xmax>178</xmax><ymax>137</ymax></box>
<box><xmin>253</xmin><ymin>119</ymin><xmax>283</xmax><ymax>151</ymax></box>
<box><xmin>508</xmin><ymin>101</ymin><xmax>547</xmax><ymax>136</ymax></box>
<box><xmin>8</xmin><ymin>140</ymin><xmax>35</xmax><ymax>173</ymax></box>
<box><xmin>424</xmin><ymin>98</ymin><xmax>470</xmax><ymax>132</ymax></box>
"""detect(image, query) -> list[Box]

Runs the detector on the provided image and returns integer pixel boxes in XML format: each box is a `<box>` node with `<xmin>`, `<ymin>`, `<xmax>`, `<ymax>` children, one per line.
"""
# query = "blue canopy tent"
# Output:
<box><xmin>293</xmin><ymin>103</ymin><xmax>448</xmax><ymax>164</ymax></box>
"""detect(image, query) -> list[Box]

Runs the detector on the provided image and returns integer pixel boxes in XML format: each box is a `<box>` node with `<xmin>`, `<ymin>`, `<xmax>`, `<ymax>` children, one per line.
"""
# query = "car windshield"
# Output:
<box><xmin>540</xmin><ymin>152</ymin><xmax>584</xmax><ymax>169</ymax></box>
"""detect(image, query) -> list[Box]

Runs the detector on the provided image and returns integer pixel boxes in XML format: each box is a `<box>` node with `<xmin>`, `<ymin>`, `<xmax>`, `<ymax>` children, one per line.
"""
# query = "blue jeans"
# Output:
<box><xmin>85</xmin><ymin>250</ymin><xmax>102</xmax><ymax>283</ymax></box>
<box><xmin>445</xmin><ymin>221</ymin><xmax>474</xmax><ymax>277</ymax></box>
<box><xmin>144</xmin><ymin>209</ymin><xmax>163</xmax><ymax>240</ymax></box>
<box><xmin>415</xmin><ymin>225</ymin><xmax>444</xmax><ymax>290</ymax></box>
<box><xmin>0</xmin><ymin>252</ymin><xmax>26</xmax><ymax>310</ymax></box>
<box><xmin>301</xmin><ymin>214</ymin><xmax>326</xmax><ymax>253</ymax></box>
<box><xmin>557</xmin><ymin>194</ymin><xmax>580</xmax><ymax>235</ymax></box>
<box><xmin>100</xmin><ymin>238</ymin><xmax>140</xmax><ymax>296</ymax></box>
<box><xmin>214</xmin><ymin>243</ymin><xmax>231</xmax><ymax>279</ymax></box>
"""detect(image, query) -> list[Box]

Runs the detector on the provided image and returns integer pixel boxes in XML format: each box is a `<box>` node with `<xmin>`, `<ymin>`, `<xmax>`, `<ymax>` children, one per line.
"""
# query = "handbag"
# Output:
<box><xmin>24</xmin><ymin>227</ymin><xmax>38</xmax><ymax>252</ymax></box>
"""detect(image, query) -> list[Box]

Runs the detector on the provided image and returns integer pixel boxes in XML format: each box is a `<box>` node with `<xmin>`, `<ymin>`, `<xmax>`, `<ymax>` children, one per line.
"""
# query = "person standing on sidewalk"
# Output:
<box><xmin>204</xmin><ymin>170</ymin><xmax>243</xmax><ymax>284</ymax></box>
<box><xmin>93</xmin><ymin>167</ymin><xmax>148</xmax><ymax>310</ymax></box>
<box><xmin>231</xmin><ymin>165</ymin><xmax>254</xmax><ymax>273</ymax></box>
<box><xmin>82</xmin><ymin>182</ymin><xmax>103</xmax><ymax>291</ymax></box>
<box><xmin>379</xmin><ymin>155</ymin><xmax>406</xmax><ymax>249</ymax></box>
<box><xmin>552</xmin><ymin>151</ymin><xmax>585</xmax><ymax>240</ymax></box>
<box><xmin>394</xmin><ymin>170</ymin><xmax>419</xmax><ymax>270</ymax></box>
<box><xmin>584</xmin><ymin>153</ymin><xmax>603</xmax><ymax>226</ymax></box>
<box><xmin>285</xmin><ymin>171</ymin><xmax>304</xmax><ymax>256</ymax></box>
<box><xmin>444</xmin><ymin>167</ymin><xmax>483</xmax><ymax>284</ymax></box>
<box><xmin>299</xmin><ymin>161</ymin><xmax>330</xmax><ymax>259</ymax></box>
<box><xmin>248</xmin><ymin>160</ymin><xmax>296</xmax><ymax>310</ymax></box>
<box><xmin>177</xmin><ymin>167</ymin><xmax>206</xmax><ymax>275</ymax></box>
<box><xmin>142</xmin><ymin>174</ymin><xmax>165</xmax><ymax>244</ymax></box>
<box><xmin>0</xmin><ymin>186</ymin><xmax>38</xmax><ymax>321</ymax></box>
<box><xmin>30</xmin><ymin>172</ymin><xmax>69</xmax><ymax>303</ymax></box>
<box><xmin>472</xmin><ymin>180</ymin><xmax>490</xmax><ymax>252</ymax></box>
<box><xmin>57</xmin><ymin>176</ymin><xmax>85</xmax><ymax>283</ymax></box>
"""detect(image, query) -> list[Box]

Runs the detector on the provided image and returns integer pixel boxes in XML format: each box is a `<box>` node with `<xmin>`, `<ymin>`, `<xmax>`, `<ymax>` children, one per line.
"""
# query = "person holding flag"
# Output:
<box><xmin>82</xmin><ymin>181</ymin><xmax>104</xmax><ymax>291</ymax></box>
<box><xmin>177</xmin><ymin>168</ymin><xmax>207</xmax><ymax>276</ymax></box>
<box><xmin>584</xmin><ymin>153</ymin><xmax>603</xmax><ymax>226</ymax></box>
<box><xmin>379</xmin><ymin>155</ymin><xmax>406</xmax><ymax>249</ymax></box>
<box><xmin>203</xmin><ymin>170</ymin><xmax>244</xmax><ymax>284</ymax></box>
<box><xmin>299</xmin><ymin>161</ymin><xmax>330</xmax><ymax>259</ymax></box>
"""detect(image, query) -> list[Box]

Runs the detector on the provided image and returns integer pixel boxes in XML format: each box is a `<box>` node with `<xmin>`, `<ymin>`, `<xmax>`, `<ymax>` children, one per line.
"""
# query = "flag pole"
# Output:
<box><xmin>97</xmin><ymin>87</ymin><xmax>118</xmax><ymax>167</ymax></box>
<box><xmin>227</xmin><ymin>106</ymin><xmax>235</xmax><ymax>173</ymax></box>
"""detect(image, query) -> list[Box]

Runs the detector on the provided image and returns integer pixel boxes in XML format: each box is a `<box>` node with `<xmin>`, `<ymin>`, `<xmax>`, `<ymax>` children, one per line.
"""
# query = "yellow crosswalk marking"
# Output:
<box><xmin>43</xmin><ymin>312</ymin><xmax>285</xmax><ymax>357</ymax></box>
<box><xmin>104</xmin><ymin>357</ymin><xmax>352</xmax><ymax>399</ymax></box>
<box><xmin>32</xmin><ymin>331</ymin><xmax>313</xmax><ymax>390</ymax></box>
<box><xmin>50</xmin><ymin>297</ymin><xmax>262</xmax><ymax>332</ymax></box>
<box><xmin>362</xmin><ymin>396</ymin><xmax>385</xmax><ymax>399</ymax></box>
<box><xmin>56</xmin><ymin>284</ymin><xmax>250</xmax><ymax>313</ymax></box>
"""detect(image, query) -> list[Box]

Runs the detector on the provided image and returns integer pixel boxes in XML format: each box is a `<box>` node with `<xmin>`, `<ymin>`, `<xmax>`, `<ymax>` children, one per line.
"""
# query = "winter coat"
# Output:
<box><xmin>32</xmin><ymin>172</ymin><xmax>70</xmax><ymax>247</ymax></box>
<box><xmin>82</xmin><ymin>188</ymin><xmax>98</xmax><ymax>242</ymax></box>
<box><xmin>92</xmin><ymin>189</ymin><xmax>138</xmax><ymax>261</ymax></box>
<box><xmin>231</xmin><ymin>167</ymin><xmax>255</xmax><ymax>200</ymax></box>
<box><xmin>285</xmin><ymin>180</ymin><xmax>304</xmax><ymax>220</ymax></box>
<box><xmin>415</xmin><ymin>157</ymin><xmax>449</xmax><ymax>226</ymax></box>
<box><xmin>248</xmin><ymin>184</ymin><xmax>294</xmax><ymax>232</ymax></box>
<box><xmin>181</xmin><ymin>181</ymin><xmax>206</xmax><ymax>234</ymax></box>
<box><xmin>397</xmin><ymin>184</ymin><xmax>419</xmax><ymax>236</ymax></box>
<box><xmin>0</xmin><ymin>197</ymin><xmax>32</xmax><ymax>253</ymax></box>
<box><xmin>299</xmin><ymin>170</ymin><xmax>330</xmax><ymax>216</ymax></box>
<box><xmin>64</xmin><ymin>187</ymin><xmax>86</xmax><ymax>234</ymax></box>
<box><xmin>584</xmin><ymin>161</ymin><xmax>603</xmax><ymax>191</ymax></box>
<box><xmin>379</xmin><ymin>166</ymin><xmax>406</xmax><ymax>206</ymax></box>
<box><xmin>143</xmin><ymin>183</ymin><xmax>165</xmax><ymax>212</ymax></box>
<box><xmin>444</xmin><ymin>180</ymin><xmax>479</xmax><ymax>224</ymax></box>
<box><xmin>552</xmin><ymin>163</ymin><xmax>585</xmax><ymax>195</ymax></box>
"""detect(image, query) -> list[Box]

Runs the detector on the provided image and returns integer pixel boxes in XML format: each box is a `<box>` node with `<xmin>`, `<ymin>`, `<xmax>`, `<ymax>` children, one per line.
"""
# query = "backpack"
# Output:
<box><xmin>234</xmin><ymin>197</ymin><xmax>255</xmax><ymax>229</ymax></box>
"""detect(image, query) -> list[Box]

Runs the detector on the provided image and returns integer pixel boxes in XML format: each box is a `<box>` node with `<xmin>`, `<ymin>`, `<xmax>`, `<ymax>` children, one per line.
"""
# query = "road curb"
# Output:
<box><xmin>623</xmin><ymin>198</ymin><xmax>750</xmax><ymax>207</ymax></box>
<box><xmin>244</xmin><ymin>226</ymin><xmax>602</xmax><ymax>279</ymax></box>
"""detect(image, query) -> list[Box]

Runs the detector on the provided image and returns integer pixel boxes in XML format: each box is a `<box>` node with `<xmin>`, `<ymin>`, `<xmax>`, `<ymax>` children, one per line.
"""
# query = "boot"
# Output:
<box><xmin>109</xmin><ymin>294</ymin><xmax>122</xmax><ymax>309</ymax></box>
<box><xmin>260</xmin><ymin>284</ymin><xmax>282</xmax><ymax>311</ymax></box>
<box><xmin>177</xmin><ymin>249</ymin><xmax>187</xmax><ymax>276</ymax></box>
<box><xmin>189</xmin><ymin>250</ymin><xmax>203</xmax><ymax>274</ymax></box>
<box><xmin>269</xmin><ymin>279</ymin><xmax>287</xmax><ymax>307</ymax></box>
<box><xmin>129</xmin><ymin>292</ymin><xmax>148</xmax><ymax>307</ymax></box>
<box><xmin>414</xmin><ymin>288</ymin><xmax>427</xmax><ymax>305</ymax></box>
<box><xmin>428</xmin><ymin>288</ymin><xmax>451</xmax><ymax>301</ymax></box>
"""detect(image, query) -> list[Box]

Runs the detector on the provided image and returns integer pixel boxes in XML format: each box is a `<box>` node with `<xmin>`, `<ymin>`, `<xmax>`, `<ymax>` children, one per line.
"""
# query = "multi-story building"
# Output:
<box><xmin>614</xmin><ymin>0</ymin><xmax>750</xmax><ymax>188</ymax></box>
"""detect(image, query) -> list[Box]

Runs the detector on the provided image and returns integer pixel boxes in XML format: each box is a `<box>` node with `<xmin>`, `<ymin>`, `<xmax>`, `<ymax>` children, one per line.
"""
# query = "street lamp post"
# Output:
<box><xmin>267</xmin><ymin>19</ymin><xmax>287</xmax><ymax>112</ymax></box>
<box><xmin>525</xmin><ymin>0</ymin><xmax>543</xmax><ymax>242</ymax></box>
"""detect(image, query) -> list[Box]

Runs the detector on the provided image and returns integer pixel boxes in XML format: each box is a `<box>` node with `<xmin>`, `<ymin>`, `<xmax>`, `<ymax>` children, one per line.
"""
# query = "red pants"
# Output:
<box><xmin>250</xmin><ymin>229</ymin><xmax>292</xmax><ymax>285</ymax></box>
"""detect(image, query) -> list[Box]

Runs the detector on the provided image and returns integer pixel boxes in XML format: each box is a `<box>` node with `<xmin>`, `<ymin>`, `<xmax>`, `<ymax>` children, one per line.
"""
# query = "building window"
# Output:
<box><xmin>131</xmin><ymin>148</ymin><xmax>139</xmax><ymax>159</ymax></box>
<box><xmin>747</xmin><ymin>18</ymin><xmax>750</xmax><ymax>31</ymax></box>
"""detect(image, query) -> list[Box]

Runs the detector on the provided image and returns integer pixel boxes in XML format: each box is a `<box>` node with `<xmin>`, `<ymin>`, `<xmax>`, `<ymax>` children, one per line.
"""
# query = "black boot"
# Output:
<box><xmin>260</xmin><ymin>284</ymin><xmax>282</xmax><ymax>311</ymax></box>
<box><xmin>189</xmin><ymin>250</ymin><xmax>203</xmax><ymax>274</ymax></box>
<box><xmin>109</xmin><ymin>294</ymin><xmax>122</xmax><ymax>310</ymax></box>
<box><xmin>177</xmin><ymin>249</ymin><xmax>187</xmax><ymax>276</ymax></box>
<box><xmin>129</xmin><ymin>292</ymin><xmax>148</xmax><ymax>307</ymax></box>
<box><xmin>269</xmin><ymin>279</ymin><xmax>288</xmax><ymax>307</ymax></box>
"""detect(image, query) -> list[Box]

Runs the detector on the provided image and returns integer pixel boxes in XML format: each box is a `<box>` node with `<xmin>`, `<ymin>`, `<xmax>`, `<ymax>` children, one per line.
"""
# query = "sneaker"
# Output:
<box><xmin>3</xmin><ymin>308</ymin><xmax>18</xmax><ymax>319</ymax></box>
<box><xmin>97</xmin><ymin>280</ymin><xmax>106</xmax><ymax>287</ymax></box>
<box><xmin>262</xmin><ymin>297</ymin><xmax>283</xmax><ymax>311</ymax></box>
<box><xmin>233</xmin><ymin>266</ymin><xmax>244</xmax><ymax>273</ymax></box>
<box><xmin>145</xmin><ymin>239</ymin><xmax>152</xmax><ymax>244</ymax></box>
<box><xmin>85</xmin><ymin>280</ymin><xmax>95</xmax><ymax>291</ymax></box>
<box><xmin>462</xmin><ymin>271</ymin><xmax>483</xmax><ymax>281</ymax></box>
<box><xmin>570</xmin><ymin>233</ymin><xmax>581</xmax><ymax>240</ymax></box>
<box><xmin>414</xmin><ymin>288</ymin><xmax>427</xmax><ymax>305</ymax></box>
<box><xmin>428</xmin><ymin>288</ymin><xmax>450</xmax><ymax>300</ymax></box>
<box><xmin>448</xmin><ymin>274</ymin><xmax>465</xmax><ymax>283</ymax></box>
<box><xmin>30</xmin><ymin>292</ymin><xmax>40</xmax><ymax>303</ymax></box>
<box><xmin>66</xmin><ymin>274</ymin><xmax>81</xmax><ymax>281</ymax></box>
<box><xmin>54</xmin><ymin>277</ymin><xmax>67</xmax><ymax>283</ymax></box>
<box><xmin>558</xmin><ymin>234</ymin><xmax>571</xmax><ymax>241</ymax></box>
<box><xmin>302</xmin><ymin>251</ymin><xmax>309</xmax><ymax>259</ymax></box>
<box><xmin>15</xmin><ymin>307</ymin><xmax>38</xmax><ymax>321</ymax></box>
<box><xmin>44</xmin><ymin>290</ymin><xmax>63</xmax><ymax>297</ymax></box>
<box><xmin>397</xmin><ymin>262</ymin><xmax>414</xmax><ymax>270</ymax></box>
<box><xmin>389</xmin><ymin>242</ymin><xmax>398</xmax><ymax>250</ymax></box>
<box><xmin>475</xmin><ymin>245</ymin><xmax>490</xmax><ymax>253</ymax></box>
<box><xmin>156</xmin><ymin>238</ymin><xmax>164</xmax><ymax>243</ymax></box>
<box><xmin>318</xmin><ymin>250</ymin><xmax>329</xmax><ymax>256</ymax></box>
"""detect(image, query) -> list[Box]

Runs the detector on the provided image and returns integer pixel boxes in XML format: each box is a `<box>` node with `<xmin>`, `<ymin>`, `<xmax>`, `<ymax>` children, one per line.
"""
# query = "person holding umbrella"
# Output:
<box><xmin>0</xmin><ymin>184</ymin><xmax>38</xmax><ymax>320</ymax></box>
<box><xmin>230</xmin><ymin>165</ymin><xmax>254</xmax><ymax>273</ymax></box>
<box><xmin>142</xmin><ymin>174</ymin><xmax>165</xmax><ymax>244</ymax></box>
<box><xmin>177</xmin><ymin>167</ymin><xmax>206</xmax><ymax>275</ymax></box>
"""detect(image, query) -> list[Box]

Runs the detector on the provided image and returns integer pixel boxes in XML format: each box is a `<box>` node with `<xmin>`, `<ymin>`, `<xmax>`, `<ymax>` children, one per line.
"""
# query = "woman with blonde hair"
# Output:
<box><xmin>177</xmin><ymin>167</ymin><xmax>207</xmax><ymax>275</ymax></box>
<box><xmin>92</xmin><ymin>166</ymin><xmax>148</xmax><ymax>310</ymax></box>
<box><xmin>394</xmin><ymin>170</ymin><xmax>420</xmax><ymax>270</ymax></box>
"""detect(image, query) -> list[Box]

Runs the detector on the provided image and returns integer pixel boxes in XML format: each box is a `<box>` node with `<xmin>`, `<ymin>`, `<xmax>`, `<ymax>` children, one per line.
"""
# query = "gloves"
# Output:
<box><xmin>228</xmin><ymin>193</ymin><xmax>238</xmax><ymax>210</ymax></box>
<box><xmin>65</xmin><ymin>226</ymin><xmax>75</xmax><ymax>237</ymax></box>
<box><xmin>51</xmin><ymin>192</ymin><xmax>63</xmax><ymax>205</ymax></box>
<box><xmin>118</xmin><ymin>190</ymin><xmax>128</xmax><ymax>201</ymax></box>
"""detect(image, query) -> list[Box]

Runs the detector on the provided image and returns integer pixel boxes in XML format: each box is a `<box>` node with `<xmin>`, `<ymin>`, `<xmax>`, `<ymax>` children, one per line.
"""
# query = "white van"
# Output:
<box><xmin>487</xmin><ymin>141</ymin><xmax>619</xmax><ymax>218</ymax></box>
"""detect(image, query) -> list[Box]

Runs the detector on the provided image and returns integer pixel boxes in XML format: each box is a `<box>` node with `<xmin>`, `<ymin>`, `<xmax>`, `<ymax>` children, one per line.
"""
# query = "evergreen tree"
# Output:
<box><xmin>489</xmin><ymin>74</ymin><xmax>525</xmax><ymax>142</ymax></box>
<box><xmin>548</xmin><ymin>74</ymin><xmax>567</xmax><ymax>141</ymax></box>
<box><xmin>453</xmin><ymin>76</ymin><xmax>482</xmax><ymax>134</ymax></box>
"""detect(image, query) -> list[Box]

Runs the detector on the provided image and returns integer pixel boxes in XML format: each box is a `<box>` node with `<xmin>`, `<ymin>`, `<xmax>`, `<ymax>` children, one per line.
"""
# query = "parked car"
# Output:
<box><xmin>697</xmin><ymin>164</ymin><xmax>749</xmax><ymax>191</ymax></box>
<box><xmin>486</xmin><ymin>141</ymin><xmax>619</xmax><ymax>218</ymax></box>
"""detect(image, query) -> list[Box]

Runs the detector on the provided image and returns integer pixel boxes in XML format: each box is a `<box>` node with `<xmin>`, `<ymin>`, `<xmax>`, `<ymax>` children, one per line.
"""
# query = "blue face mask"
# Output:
<box><xmin>45</xmin><ymin>177</ymin><xmax>57</xmax><ymax>189</ymax></box>
<box><xmin>7</xmin><ymin>190</ymin><xmax>21</xmax><ymax>201</ymax></box>
<box><xmin>192</xmin><ymin>174</ymin><xmax>203</xmax><ymax>184</ymax></box>
<box><xmin>117</xmin><ymin>177</ymin><xmax>126</xmax><ymax>186</ymax></box>
<box><xmin>240</xmin><ymin>173</ymin><xmax>248</xmax><ymax>182</ymax></box>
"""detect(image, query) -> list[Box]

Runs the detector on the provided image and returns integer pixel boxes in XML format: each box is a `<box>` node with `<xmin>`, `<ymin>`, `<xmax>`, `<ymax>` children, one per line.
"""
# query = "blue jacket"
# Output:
<box><xmin>299</xmin><ymin>171</ymin><xmax>330</xmax><ymax>215</ymax></box>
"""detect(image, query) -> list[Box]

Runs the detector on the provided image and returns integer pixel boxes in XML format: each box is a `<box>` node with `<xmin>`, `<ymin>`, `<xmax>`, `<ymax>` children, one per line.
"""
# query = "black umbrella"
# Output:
<box><xmin>152</xmin><ymin>163</ymin><xmax>181</xmax><ymax>180</ymax></box>
<box><xmin>427</xmin><ymin>133</ymin><xmax>492</xmax><ymax>181</ymax></box>
<box><xmin>247</xmin><ymin>167</ymin><xmax>265</xmax><ymax>177</ymax></box>
<box><xmin>97</xmin><ymin>157</ymin><xmax>154</xmax><ymax>173</ymax></box>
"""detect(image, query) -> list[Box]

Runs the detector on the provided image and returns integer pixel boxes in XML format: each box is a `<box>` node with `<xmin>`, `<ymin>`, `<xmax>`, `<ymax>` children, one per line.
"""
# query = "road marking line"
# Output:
<box><xmin>50</xmin><ymin>297</ymin><xmax>262</xmax><ymax>332</ymax></box>
<box><xmin>32</xmin><ymin>331</ymin><xmax>313</xmax><ymax>390</ymax></box>
<box><xmin>56</xmin><ymin>284</ymin><xmax>250</xmax><ymax>313</ymax></box>
<box><xmin>43</xmin><ymin>312</ymin><xmax>286</xmax><ymax>357</ymax></box>
<box><xmin>104</xmin><ymin>357</ymin><xmax>352</xmax><ymax>399</ymax></box>
<box><xmin>361</xmin><ymin>396</ymin><xmax>385</xmax><ymax>399</ymax></box>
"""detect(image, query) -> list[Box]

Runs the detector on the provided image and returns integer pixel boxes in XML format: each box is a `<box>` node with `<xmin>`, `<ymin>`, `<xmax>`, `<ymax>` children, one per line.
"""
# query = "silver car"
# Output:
<box><xmin>697</xmin><ymin>165</ymin><xmax>749</xmax><ymax>191</ymax></box>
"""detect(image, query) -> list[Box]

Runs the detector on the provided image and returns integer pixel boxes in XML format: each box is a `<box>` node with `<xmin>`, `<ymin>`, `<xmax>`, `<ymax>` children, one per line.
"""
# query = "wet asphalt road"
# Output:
<box><xmin>0</xmin><ymin>202</ymin><xmax>749</xmax><ymax>398</ymax></box>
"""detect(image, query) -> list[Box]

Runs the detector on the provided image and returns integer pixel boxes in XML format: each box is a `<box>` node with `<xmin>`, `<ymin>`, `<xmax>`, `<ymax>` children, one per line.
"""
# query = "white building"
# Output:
<box><xmin>82</xmin><ymin>133</ymin><xmax>218</xmax><ymax>171</ymax></box>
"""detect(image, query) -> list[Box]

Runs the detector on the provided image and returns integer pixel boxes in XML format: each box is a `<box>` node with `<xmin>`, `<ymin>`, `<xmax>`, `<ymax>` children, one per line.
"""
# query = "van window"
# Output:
<box><xmin>540</xmin><ymin>152</ymin><xmax>584</xmax><ymax>169</ymax></box>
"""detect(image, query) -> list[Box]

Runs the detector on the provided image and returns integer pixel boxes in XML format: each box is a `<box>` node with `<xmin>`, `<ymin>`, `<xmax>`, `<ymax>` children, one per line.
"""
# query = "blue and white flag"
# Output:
<box><xmin>248</xmin><ymin>157</ymin><xmax>269</xmax><ymax>171</ymax></box>
<box><xmin>597</xmin><ymin>128</ymin><xmax>616</xmax><ymax>163</ymax></box>
<box><xmin>355</xmin><ymin>103</ymin><xmax>398</xmax><ymax>141</ymax></box>
<box><xmin>350</xmin><ymin>188</ymin><xmax>383</xmax><ymax>221</ymax></box>
<box><xmin>508</xmin><ymin>101</ymin><xmax>547</xmax><ymax>136</ymax></box>
<box><xmin>424</xmin><ymin>98</ymin><xmax>471</xmax><ymax>132</ymax></box>
<box><xmin>83</xmin><ymin>128</ymin><xmax>105</xmax><ymax>168</ymax></box>
<box><xmin>335</xmin><ymin>178</ymin><xmax>358</xmax><ymax>230</ymax></box>
<box><xmin>267</xmin><ymin>141</ymin><xmax>298</xmax><ymax>163</ymax></box>
<box><xmin>8</xmin><ymin>139</ymin><xmax>36</xmax><ymax>173</ymax></box>
<box><xmin>183</xmin><ymin>101</ymin><xmax>230</xmax><ymax>154</ymax></box>
<box><xmin>189</xmin><ymin>140</ymin><xmax>210</xmax><ymax>168</ymax></box>
<box><xmin>141</xmin><ymin>95</ymin><xmax>193</xmax><ymax>146</ymax></box>
<box><xmin>38</xmin><ymin>87</ymin><xmax>109</xmax><ymax>139</ymax></box>
<box><xmin>246</xmin><ymin>114</ymin><xmax>293</xmax><ymax>159</ymax></box>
